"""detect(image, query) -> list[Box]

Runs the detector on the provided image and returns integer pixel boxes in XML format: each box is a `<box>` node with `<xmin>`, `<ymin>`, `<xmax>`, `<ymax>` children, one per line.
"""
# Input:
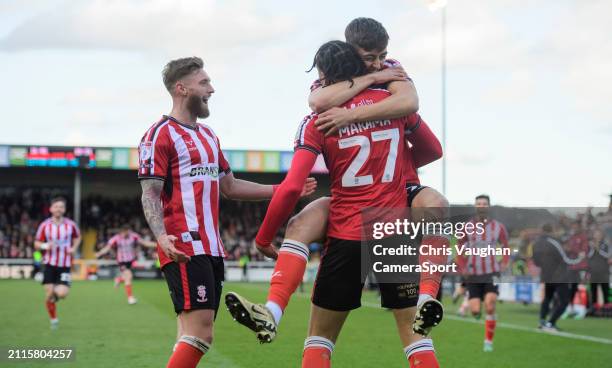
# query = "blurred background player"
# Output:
<box><xmin>138</xmin><ymin>57</ymin><xmax>315</xmax><ymax>368</ymax></box>
<box><xmin>563</xmin><ymin>220</ymin><xmax>589</xmax><ymax>319</ymax></box>
<box><xmin>33</xmin><ymin>196</ymin><xmax>81</xmax><ymax>329</ymax></box>
<box><xmin>587</xmin><ymin>228</ymin><xmax>611</xmax><ymax>309</ymax></box>
<box><xmin>95</xmin><ymin>224</ymin><xmax>157</xmax><ymax>304</ymax></box>
<box><xmin>228</xmin><ymin>40</ymin><xmax>440</xmax><ymax>368</ymax></box>
<box><xmin>456</xmin><ymin>194</ymin><xmax>509</xmax><ymax>352</ymax></box>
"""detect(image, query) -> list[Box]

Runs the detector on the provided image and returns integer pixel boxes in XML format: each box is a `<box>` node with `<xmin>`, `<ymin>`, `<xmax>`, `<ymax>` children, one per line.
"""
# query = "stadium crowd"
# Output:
<box><xmin>0</xmin><ymin>188</ymin><xmax>310</xmax><ymax>262</ymax></box>
<box><xmin>1</xmin><ymin>189</ymin><xmax>610</xmax><ymax>307</ymax></box>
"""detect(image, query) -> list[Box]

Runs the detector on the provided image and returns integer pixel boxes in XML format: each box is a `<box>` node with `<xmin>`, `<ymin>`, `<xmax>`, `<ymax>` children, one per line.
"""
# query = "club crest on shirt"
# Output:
<box><xmin>196</xmin><ymin>285</ymin><xmax>208</xmax><ymax>303</ymax></box>
<box><xmin>184</xmin><ymin>140</ymin><xmax>198</xmax><ymax>152</ymax></box>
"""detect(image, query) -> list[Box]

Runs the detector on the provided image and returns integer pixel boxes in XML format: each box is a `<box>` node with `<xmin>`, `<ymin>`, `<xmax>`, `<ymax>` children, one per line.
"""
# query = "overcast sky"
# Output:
<box><xmin>0</xmin><ymin>0</ymin><xmax>610</xmax><ymax>207</ymax></box>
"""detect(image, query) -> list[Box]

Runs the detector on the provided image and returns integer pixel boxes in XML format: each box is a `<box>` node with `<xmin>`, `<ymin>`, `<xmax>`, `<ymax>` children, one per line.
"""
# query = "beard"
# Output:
<box><xmin>186</xmin><ymin>94</ymin><xmax>210</xmax><ymax>119</ymax></box>
<box><xmin>476</xmin><ymin>208</ymin><xmax>489</xmax><ymax>219</ymax></box>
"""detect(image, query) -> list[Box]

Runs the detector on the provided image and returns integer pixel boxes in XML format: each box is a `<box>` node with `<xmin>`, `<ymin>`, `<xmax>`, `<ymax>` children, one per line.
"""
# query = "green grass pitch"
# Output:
<box><xmin>1</xmin><ymin>280</ymin><xmax>611</xmax><ymax>367</ymax></box>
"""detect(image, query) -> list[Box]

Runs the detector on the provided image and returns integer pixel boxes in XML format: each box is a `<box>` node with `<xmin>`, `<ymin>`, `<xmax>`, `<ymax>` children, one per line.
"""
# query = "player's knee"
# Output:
<box><xmin>425</xmin><ymin>194</ymin><xmax>449</xmax><ymax>218</ymax></box>
<box><xmin>54</xmin><ymin>287</ymin><xmax>69</xmax><ymax>299</ymax></box>
<box><xmin>432</xmin><ymin>194</ymin><xmax>449</xmax><ymax>209</ymax></box>
<box><xmin>57</xmin><ymin>291</ymin><xmax>69</xmax><ymax>299</ymax></box>
<box><xmin>470</xmin><ymin>305</ymin><xmax>481</xmax><ymax>318</ymax></box>
<box><xmin>286</xmin><ymin>213</ymin><xmax>310</xmax><ymax>239</ymax></box>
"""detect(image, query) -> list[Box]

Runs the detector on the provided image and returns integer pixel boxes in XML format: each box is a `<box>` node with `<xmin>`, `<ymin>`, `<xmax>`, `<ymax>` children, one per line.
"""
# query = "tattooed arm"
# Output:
<box><xmin>140</xmin><ymin>179</ymin><xmax>190</xmax><ymax>263</ymax></box>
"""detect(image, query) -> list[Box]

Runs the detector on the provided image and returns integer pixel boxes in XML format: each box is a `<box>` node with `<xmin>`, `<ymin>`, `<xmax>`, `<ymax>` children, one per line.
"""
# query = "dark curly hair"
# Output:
<box><xmin>308</xmin><ymin>40</ymin><xmax>368</xmax><ymax>87</ymax></box>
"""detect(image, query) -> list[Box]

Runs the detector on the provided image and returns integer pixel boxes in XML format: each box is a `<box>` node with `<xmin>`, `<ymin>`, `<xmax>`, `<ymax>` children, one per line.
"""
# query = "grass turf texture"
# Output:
<box><xmin>1</xmin><ymin>280</ymin><xmax>611</xmax><ymax>367</ymax></box>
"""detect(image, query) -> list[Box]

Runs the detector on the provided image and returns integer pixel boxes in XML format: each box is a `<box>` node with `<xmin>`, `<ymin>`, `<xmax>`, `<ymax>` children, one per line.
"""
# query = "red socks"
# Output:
<box><xmin>485</xmin><ymin>315</ymin><xmax>497</xmax><ymax>342</ymax></box>
<box><xmin>302</xmin><ymin>336</ymin><xmax>334</xmax><ymax>368</ymax></box>
<box><xmin>125</xmin><ymin>284</ymin><xmax>133</xmax><ymax>298</ymax></box>
<box><xmin>405</xmin><ymin>339</ymin><xmax>439</xmax><ymax>368</ymax></box>
<box><xmin>409</xmin><ymin>351</ymin><xmax>439</xmax><ymax>368</ymax></box>
<box><xmin>267</xmin><ymin>240</ymin><xmax>309</xmax><ymax>310</ymax></box>
<box><xmin>167</xmin><ymin>336</ymin><xmax>209</xmax><ymax>368</ymax></box>
<box><xmin>418</xmin><ymin>235</ymin><xmax>450</xmax><ymax>297</ymax></box>
<box><xmin>45</xmin><ymin>300</ymin><xmax>57</xmax><ymax>320</ymax></box>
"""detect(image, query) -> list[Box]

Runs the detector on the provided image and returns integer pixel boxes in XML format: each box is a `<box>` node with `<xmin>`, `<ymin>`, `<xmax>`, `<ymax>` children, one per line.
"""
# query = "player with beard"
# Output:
<box><xmin>225</xmin><ymin>17</ymin><xmax>448</xmax><ymax>346</ymax></box>
<box><xmin>138</xmin><ymin>57</ymin><xmax>316</xmax><ymax>368</ymax></box>
<box><xmin>34</xmin><ymin>197</ymin><xmax>81</xmax><ymax>329</ymax></box>
<box><xmin>456</xmin><ymin>194</ymin><xmax>510</xmax><ymax>352</ymax></box>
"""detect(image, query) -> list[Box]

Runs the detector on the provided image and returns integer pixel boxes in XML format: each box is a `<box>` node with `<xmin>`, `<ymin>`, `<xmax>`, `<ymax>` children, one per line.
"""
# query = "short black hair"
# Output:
<box><xmin>475</xmin><ymin>194</ymin><xmax>490</xmax><ymax>204</ymax></box>
<box><xmin>345</xmin><ymin>17</ymin><xmax>389</xmax><ymax>51</ymax></box>
<box><xmin>309</xmin><ymin>40</ymin><xmax>368</xmax><ymax>87</ymax></box>
<box><xmin>50</xmin><ymin>196</ymin><xmax>67</xmax><ymax>206</ymax></box>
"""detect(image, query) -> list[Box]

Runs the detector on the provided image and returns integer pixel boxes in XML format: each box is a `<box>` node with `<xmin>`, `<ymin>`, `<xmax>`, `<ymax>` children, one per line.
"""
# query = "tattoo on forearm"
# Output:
<box><xmin>140</xmin><ymin>179</ymin><xmax>166</xmax><ymax>239</ymax></box>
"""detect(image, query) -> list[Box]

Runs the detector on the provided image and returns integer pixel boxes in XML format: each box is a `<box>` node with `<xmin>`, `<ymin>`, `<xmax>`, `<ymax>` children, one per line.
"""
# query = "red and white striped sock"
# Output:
<box><xmin>167</xmin><ymin>335</ymin><xmax>209</xmax><ymax>368</ymax></box>
<box><xmin>404</xmin><ymin>339</ymin><xmax>439</xmax><ymax>368</ymax></box>
<box><xmin>302</xmin><ymin>336</ymin><xmax>333</xmax><ymax>368</ymax></box>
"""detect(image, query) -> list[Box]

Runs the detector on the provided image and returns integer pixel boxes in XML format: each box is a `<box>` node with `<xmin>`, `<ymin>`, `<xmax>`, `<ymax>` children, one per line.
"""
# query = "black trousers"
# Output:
<box><xmin>540</xmin><ymin>283</ymin><xmax>570</xmax><ymax>325</ymax></box>
<box><xmin>590</xmin><ymin>282</ymin><xmax>610</xmax><ymax>305</ymax></box>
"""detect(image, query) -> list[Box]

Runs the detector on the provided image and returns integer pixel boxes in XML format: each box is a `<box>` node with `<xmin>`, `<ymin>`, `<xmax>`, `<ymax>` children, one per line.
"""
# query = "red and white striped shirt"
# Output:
<box><xmin>35</xmin><ymin>217</ymin><xmax>80</xmax><ymax>268</ymax></box>
<box><xmin>109</xmin><ymin>231</ymin><xmax>141</xmax><ymax>263</ymax></box>
<box><xmin>138</xmin><ymin>116</ymin><xmax>231</xmax><ymax>266</ymax></box>
<box><xmin>458</xmin><ymin>218</ymin><xmax>509</xmax><ymax>276</ymax></box>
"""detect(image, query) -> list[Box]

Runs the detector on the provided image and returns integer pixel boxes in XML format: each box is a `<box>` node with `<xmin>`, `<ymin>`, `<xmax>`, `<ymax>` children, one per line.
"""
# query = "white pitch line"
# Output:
<box><xmin>233</xmin><ymin>283</ymin><xmax>612</xmax><ymax>345</ymax></box>
<box><xmin>360</xmin><ymin>301</ymin><xmax>612</xmax><ymax>345</ymax></box>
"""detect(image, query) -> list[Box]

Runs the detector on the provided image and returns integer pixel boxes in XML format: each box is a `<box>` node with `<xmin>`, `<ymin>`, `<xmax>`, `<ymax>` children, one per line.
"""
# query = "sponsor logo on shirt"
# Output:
<box><xmin>188</xmin><ymin>164</ymin><xmax>219</xmax><ymax>179</ymax></box>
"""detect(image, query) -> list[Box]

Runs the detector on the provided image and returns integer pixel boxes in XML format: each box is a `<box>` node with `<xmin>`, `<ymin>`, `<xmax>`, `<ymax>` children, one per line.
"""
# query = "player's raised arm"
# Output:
<box><xmin>95</xmin><ymin>243</ymin><xmax>113</xmax><ymax>258</ymax></box>
<box><xmin>308</xmin><ymin>67</ymin><xmax>406</xmax><ymax>113</ymax></box>
<box><xmin>219</xmin><ymin>173</ymin><xmax>317</xmax><ymax>201</ymax></box>
<box><xmin>255</xmin><ymin>150</ymin><xmax>319</xmax><ymax>253</ymax></box>
<box><xmin>137</xmin><ymin>237</ymin><xmax>158</xmax><ymax>248</ymax></box>
<box><xmin>140</xmin><ymin>179</ymin><xmax>189</xmax><ymax>263</ymax></box>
